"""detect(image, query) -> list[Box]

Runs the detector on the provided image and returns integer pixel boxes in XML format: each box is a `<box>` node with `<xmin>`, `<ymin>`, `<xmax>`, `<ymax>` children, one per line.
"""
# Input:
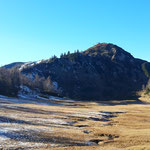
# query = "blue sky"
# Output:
<box><xmin>0</xmin><ymin>0</ymin><xmax>150</xmax><ymax>65</ymax></box>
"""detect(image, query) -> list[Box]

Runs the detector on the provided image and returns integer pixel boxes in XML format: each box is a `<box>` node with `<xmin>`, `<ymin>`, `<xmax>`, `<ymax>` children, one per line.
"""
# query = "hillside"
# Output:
<box><xmin>2</xmin><ymin>62</ymin><xmax>25</xmax><ymax>69</ymax></box>
<box><xmin>20</xmin><ymin>43</ymin><xmax>150</xmax><ymax>100</ymax></box>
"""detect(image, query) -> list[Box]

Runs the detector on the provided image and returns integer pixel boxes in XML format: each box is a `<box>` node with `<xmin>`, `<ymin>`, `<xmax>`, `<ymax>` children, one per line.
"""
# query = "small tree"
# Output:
<box><xmin>64</xmin><ymin>52</ymin><xmax>67</xmax><ymax>57</ymax></box>
<box><xmin>77</xmin><ymin>49</ymin><xmax>80</xmax><ymax>53</ymax></box>
<box><xmin>43</xmin><ymin>76</ymin><xmax>54</xmax><ymax>92</ymax></box>
<box><xmin>60</xmin><ymin>53</ymin><xmax>64</xmax><ymax>58</ymax></box>
<box><xmin>67</xmin><ymin>51</ymin><xmax>70</xmax><ymax>56</ymax></box>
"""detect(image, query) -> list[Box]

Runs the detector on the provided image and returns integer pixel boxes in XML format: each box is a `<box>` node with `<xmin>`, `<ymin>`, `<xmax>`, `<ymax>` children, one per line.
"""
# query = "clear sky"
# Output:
<box><xmin>0</xmin><ymin>0</ymin><xmax>150</xmax><ymax>66</ymax></box>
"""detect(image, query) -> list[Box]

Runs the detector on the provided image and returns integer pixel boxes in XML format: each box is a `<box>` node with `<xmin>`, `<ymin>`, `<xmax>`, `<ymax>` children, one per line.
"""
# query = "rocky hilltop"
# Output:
<box><xmin>20</xmin><ymin>43</ymin><xmax>150</xmax><ymax>100</ymax></box>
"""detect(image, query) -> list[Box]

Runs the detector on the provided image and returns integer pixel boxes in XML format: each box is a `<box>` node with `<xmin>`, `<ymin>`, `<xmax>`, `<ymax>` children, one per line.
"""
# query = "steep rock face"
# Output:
<box><xmin>21</xmin><ymin>43</ymin><xmax>150</xmax><ymax>100</ymax></box>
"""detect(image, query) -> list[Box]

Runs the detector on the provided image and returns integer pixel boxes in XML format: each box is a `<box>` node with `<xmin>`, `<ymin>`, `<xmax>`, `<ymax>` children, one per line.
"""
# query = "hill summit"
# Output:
<box><xmin>84</xmin><ymin>43</ymin><xmax>133</xmax><ymax>61</ymax></box>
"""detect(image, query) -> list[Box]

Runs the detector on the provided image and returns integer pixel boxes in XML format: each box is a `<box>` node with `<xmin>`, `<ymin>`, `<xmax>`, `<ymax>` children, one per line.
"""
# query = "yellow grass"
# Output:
<box><xmin>0</xmin><ymin>97</ymin><xmax>150</xmax><ymax>149</ymax></box>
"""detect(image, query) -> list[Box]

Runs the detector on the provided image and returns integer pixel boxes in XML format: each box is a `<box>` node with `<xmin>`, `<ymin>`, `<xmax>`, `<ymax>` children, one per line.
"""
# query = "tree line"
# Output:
<box><xmin>0</xmin><ymin>68</ymin><xmax>56</xmax><ymax>97</ymax></box>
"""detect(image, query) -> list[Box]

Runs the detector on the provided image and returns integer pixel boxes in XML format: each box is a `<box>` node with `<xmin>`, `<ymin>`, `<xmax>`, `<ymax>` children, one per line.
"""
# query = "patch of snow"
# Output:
<box><xmin>19</xmin><ymin>59</ymin><xmax>48</xmax><ymax>71</ymax></box>
<box><xmin>0</xmin><ymin>136</ymin><xmax>7</xmax><ymax>142</ymax></box>
<box><xmin>18</xmin><ymin>85</ymin><xmax>39</xmax><ymax>100</ymax></box>
<box><xmin>48</xmin><ymin>119</ymin><xmax>67</xmax><ymax>125</ymax></box>
<box><xmin>36</xmin><ymin>59</ymin><xmax>45</xmax><ymax>64</ymax></box>
<box><xmin>15</xmin><ymin>141</ymin><xmax>48</xmax><ymax>148</ymax></box>
<box><xmin>19</xmin><ymin>62</ymin><xmax>36</xmax><ymax>71</ymax></box>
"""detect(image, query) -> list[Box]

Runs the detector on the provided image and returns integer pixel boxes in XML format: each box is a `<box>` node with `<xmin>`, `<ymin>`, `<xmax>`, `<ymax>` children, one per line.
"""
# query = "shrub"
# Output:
<box><xmin>142</xmin><ymin>62</ymin><xmax>150</xmax><ymax>78</ymax></box>
<box><xmin>0</xmin><ymin>68</ymin><xmax>57</xmax><ymax>97</ymax></box>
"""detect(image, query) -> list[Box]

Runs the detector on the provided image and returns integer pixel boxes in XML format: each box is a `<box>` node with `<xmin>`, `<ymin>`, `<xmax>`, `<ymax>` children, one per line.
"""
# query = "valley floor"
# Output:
<box><xmin>0</xmin><ymin>96</ymin><xmax>150</xmax><ymax>150</ymax></box>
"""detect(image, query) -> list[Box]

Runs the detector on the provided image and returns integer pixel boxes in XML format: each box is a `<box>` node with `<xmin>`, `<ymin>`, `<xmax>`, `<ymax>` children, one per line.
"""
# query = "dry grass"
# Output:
<box><xmin>0</xmin><ymin>97</ymin><xmax>150</xmax><ymax>149</ymax></box>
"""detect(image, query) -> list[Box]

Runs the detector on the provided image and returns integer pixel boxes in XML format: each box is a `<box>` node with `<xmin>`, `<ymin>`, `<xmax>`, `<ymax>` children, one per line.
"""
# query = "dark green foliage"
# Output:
<box><xmin>68</xmin><ymin>53</ymin><xmax>79</xmax><ymax>62</ymax></box>
<box><xmin>67</xmin><ymin>51</ymin><xmax>70</xmax><ymax>55</ymax></box>
<box><xmin>60</xmin><ymin>53</ymin><xmax>64</xmax><ymax>58</ymax></box>
<box><xmin>59</xmin><ymin>50</ymin><xmax>81</xmax><ymax>61</ymax></box>
<box><xmin>48</xmin><ymin>55</ymin><xmax>58</xmax><ymax>63</ymax></box>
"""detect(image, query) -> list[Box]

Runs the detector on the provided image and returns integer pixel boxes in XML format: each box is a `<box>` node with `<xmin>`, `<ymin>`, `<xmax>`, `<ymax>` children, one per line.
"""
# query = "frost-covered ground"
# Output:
<box><xmin>0</xmin><ymin>95</ymin><xmax>123</xmax><ymax>149</ymax></box>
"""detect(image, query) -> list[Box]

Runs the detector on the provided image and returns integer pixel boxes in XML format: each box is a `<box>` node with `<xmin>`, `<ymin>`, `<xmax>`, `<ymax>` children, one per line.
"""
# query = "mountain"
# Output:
<box><xmin>20</xmin><ymin>43</ymin><xmax>150</xmax><ymax>100</ymax></box>
<box><xmin>2</xmin><ymin>62</ymin><xmax>25</xmax><ymax>69</ymax></box>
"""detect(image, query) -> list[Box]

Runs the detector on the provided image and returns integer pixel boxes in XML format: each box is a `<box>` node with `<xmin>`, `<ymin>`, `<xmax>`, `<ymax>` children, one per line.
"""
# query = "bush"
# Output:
<box><xmin>0</xmin><ymin>68</ymin><xmax>20</xmax><ymax>96</ymax></box>
<box><xmin>0</xmin><ymin>68</ymin><xmax>58</xmax><ymax>97</ymax></box>
<box><xmin>145</xmin><ymin>88</ymin><xmax>150</xmax><ymax>95</ymax></box>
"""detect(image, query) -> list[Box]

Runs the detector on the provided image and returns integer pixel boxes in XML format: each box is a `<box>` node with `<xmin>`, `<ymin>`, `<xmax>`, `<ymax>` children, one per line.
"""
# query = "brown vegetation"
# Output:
<box><xmin>0</xmin><ymin>68</ymin><xmax>56</xmax><ymax>97</ymax></box>
<box><xmin>0</xmin><ymin>96</ymin><xmax>150</xmax><ymax>150</ymax></box>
